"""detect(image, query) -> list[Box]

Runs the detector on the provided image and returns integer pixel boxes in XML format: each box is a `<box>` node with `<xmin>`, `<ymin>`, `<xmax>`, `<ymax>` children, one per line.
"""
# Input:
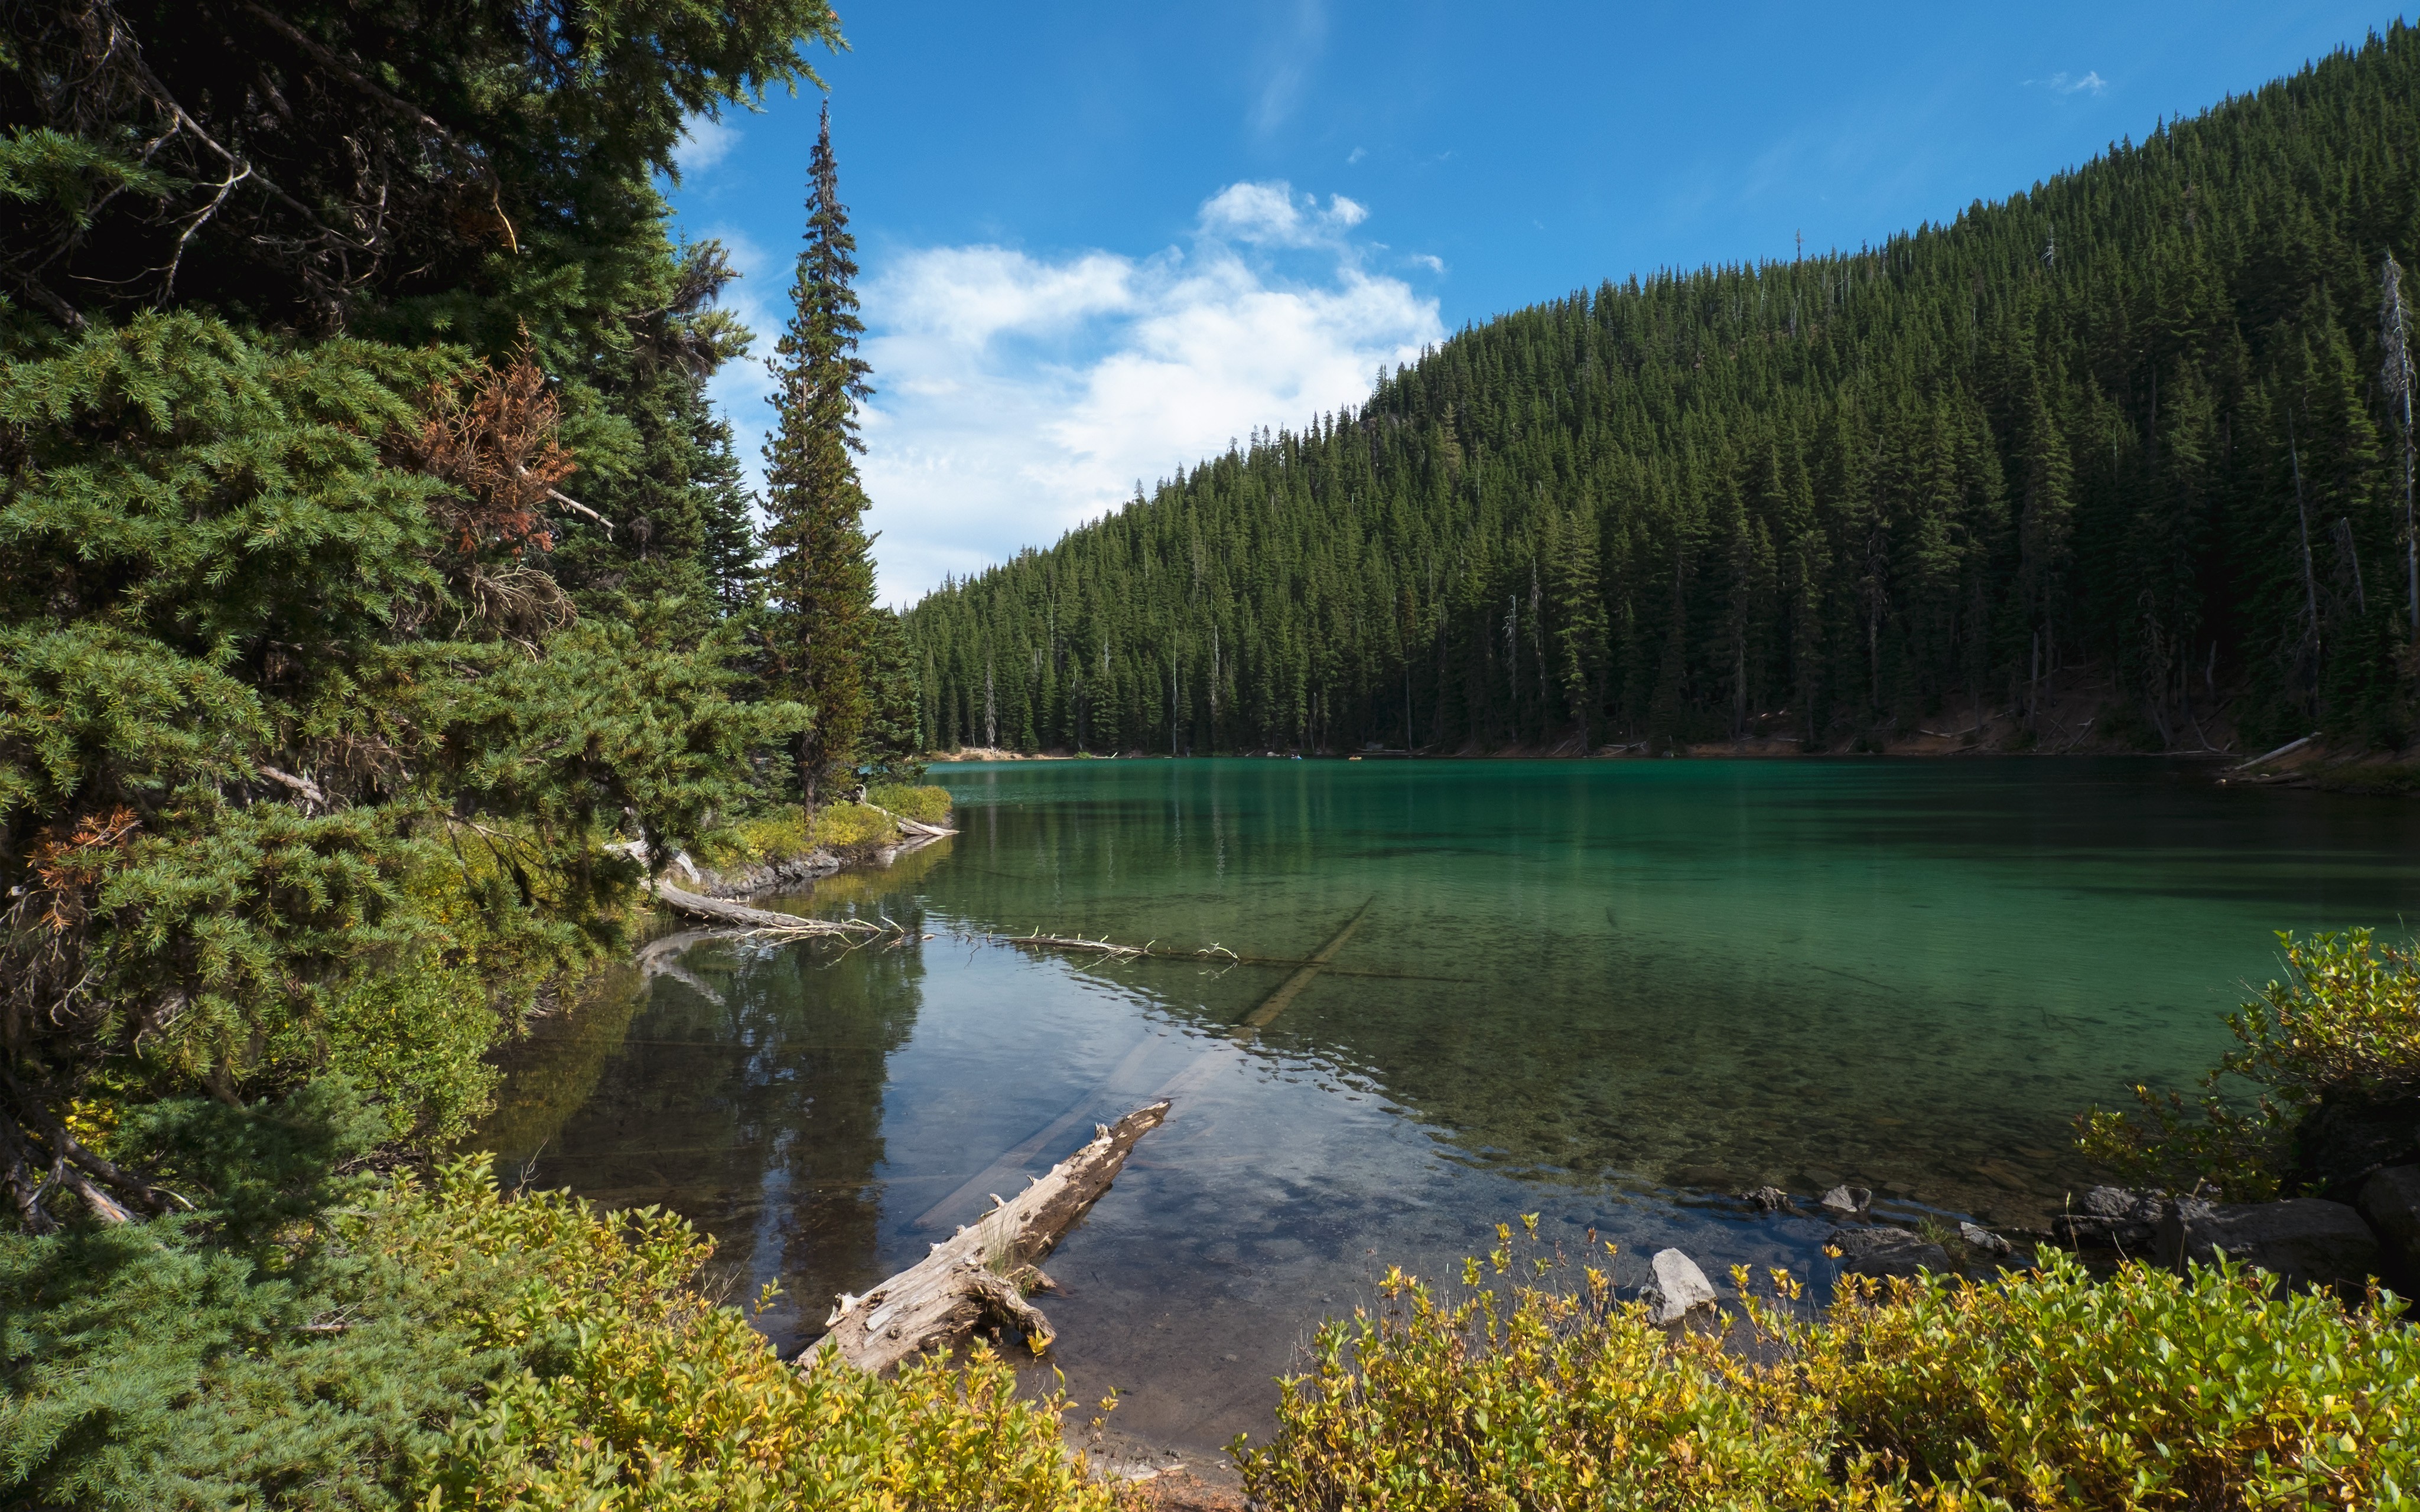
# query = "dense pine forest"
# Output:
<box><xmin>905</xmin><ymin>26</ymin><xmax>2420</xmax><ymax>757</ymax></box>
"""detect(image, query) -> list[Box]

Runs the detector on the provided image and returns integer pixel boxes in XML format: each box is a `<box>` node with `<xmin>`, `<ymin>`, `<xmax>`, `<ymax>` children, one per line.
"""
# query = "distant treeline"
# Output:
<box><xmin>905</xmin><ymin>25</ymin><xmax>2420</xmax><ymax>755</ymax></box>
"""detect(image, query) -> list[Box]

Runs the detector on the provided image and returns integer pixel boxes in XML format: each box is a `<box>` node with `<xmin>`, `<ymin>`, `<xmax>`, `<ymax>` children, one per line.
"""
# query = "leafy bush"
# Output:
<box><xmin>1239</xmin><ymin>1222</ymin><xmax>2419</xmax><ymax>1510</ymax></box>
<box><xmin>1235</xmin><ymin>1221</ymin><xmax>1836</xmax><ymax>1508</ymax></box>
<box><xmin>809</xmin><ymin>800</ymin><xmax>899</xmax><ymax>852</ymax></box>
<box><xmin>2080</xmin><ymin>929</ymin><xmax>2420</xmax><ymax>1198</ymax></box>
<box><xmin>869</xmin><ymin>782</ymin><xmax>954</xmax><ymax>825</ymax></box>
<box><xmin>3</xmin><ymin>1081</ymin><xmax>1117</xmax><ymax>1511</ymax></box>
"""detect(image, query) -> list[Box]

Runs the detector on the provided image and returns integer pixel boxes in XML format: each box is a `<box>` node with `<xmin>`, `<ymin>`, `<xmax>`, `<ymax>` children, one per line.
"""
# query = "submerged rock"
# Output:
<box><xmin>2154</xmin><ymin>1197</ymin><xmax>2380</xmax><ymax>1294</ymax></box>
<box><xmin>1646</xmin><ymin>1248</ymin><xmax>1718</xmax><ymax>1325</ymax></box>
<box><xmin>2355</xmin><ymin>1166</ymin><xmax>2420</xmax><ymax>1282</ymax></box>
<box><xmin>1741</xmin><ymin>1185</ymin><xmax>1793</xmax><ymax>1212</ymax></box>
<box><xmin>2050</xmin><ymin>1185</ymin><xmax>2164</xmax><ymax>1249</ymax></box>
<box><xmin>1819</xmin><ymin>1185</ymin><xmax>1872</xmax><ymax>1217</ymax></box>
<box><xmin>1831</xmin><ymin>1226</ymin><xmax>1949</xmax><ymax>1280</ymax></box>
<box><xmin>1958</xmin><ymin>1220</ymin><xmax>2013</xmax><ymax>1255</ymax></box>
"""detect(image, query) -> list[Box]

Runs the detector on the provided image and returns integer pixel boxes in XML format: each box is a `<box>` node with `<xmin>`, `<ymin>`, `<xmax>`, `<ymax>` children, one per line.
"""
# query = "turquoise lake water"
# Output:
<box><xmin>482</xmin><ymin>757</ymin><xmax>2420</xmax><ymax>1454</ymax></box>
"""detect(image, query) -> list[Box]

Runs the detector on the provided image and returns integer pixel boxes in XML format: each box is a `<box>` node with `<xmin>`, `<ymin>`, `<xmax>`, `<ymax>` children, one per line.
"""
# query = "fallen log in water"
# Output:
<box><xmin>645</xmin><ymin>878</ymin><xmax>902</xmax><ymax>939</ymax></box>
<box><xmin>1235</xmin><ymin>896</ymin><xmax>1374</xmax><ymax>1035</ymax></box>
<box><xmin>860</xmin><ymin>798</ymin><xmax>961</xmax><ymax>839</ymax></box>
<box><xmin>801</xmin><ymin>1101</ymin><xmax>1169</xmax><ymax>1374</ymax></box>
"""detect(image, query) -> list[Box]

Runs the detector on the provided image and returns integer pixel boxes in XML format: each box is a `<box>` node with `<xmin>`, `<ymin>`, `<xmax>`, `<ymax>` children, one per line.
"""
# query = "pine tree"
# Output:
<box><xmin>763</xmin><ymin>101</ymin><xmax>877</xmax><ymax>809</ymax></box>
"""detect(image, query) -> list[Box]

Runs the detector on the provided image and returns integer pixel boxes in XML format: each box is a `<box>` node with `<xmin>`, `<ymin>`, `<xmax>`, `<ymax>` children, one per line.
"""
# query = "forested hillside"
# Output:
<box><xmin>905</xmin><ymin>25</ymin><xmax>2420</xmax><ymax>756</ymax></box>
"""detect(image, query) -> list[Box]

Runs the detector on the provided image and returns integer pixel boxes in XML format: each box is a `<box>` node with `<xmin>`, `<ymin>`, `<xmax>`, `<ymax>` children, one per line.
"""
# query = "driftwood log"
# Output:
<box><xmin>860</xmin><ymin>798</ymin><xmax>961</xmax><ymax>839</ymax></box>
<box><xmin>643</xmin><ymin>877</ymin><xmax>903</xmax><ymax>938</ymax></box>
<box><xmin>800</xmin><ymin>1100</ymin><xmax>1169</xmax><ymax>1374</ymax></box>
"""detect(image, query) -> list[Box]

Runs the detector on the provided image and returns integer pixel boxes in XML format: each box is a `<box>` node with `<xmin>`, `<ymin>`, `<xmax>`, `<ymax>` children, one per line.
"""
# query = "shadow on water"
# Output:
<box><xmin>482</xmin><ymin>901</ymin><xmax>932</xmax><ymax>1345</ymax></box>
<box><xmin>479</xmin><ymin>758</ymin><xmax>2420</xmax><ymax>1456</ymax></box>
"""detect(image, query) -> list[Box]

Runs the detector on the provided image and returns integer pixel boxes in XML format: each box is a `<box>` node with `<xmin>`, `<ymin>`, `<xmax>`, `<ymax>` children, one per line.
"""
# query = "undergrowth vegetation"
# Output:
<box><xmin>1</xmin><ymin>1079</ymin><xmax>1114</xmax><ymax>1511</ymax></box>
<box><xmin>1239</xmin><ymin>1220</ymin><xmax>2419</xmax><ymax>1510</ymax></box>
<box><xmin>2081</xmin><ymin>929</ymin><xmax>2420</xmax><ymax>1198</ymax></box>
<box><xmin>691</xmin><ymin>784</ymin><xmax>952</xmax><ymax>872</ymax></box>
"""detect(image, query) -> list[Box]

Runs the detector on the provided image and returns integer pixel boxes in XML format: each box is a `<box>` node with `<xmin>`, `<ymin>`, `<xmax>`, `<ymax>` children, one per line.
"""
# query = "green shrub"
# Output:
<box><xmin>3</xmin><ymin>1083</ymin><xmax>1117</xmax><ymax>1511</ymax></box>
<box><xmin>692</xmin><ymin>809</ymin><xmax>813</xmax><ymax>872</ymax></box>
<box><xmin>809</xmin><ymin>800</ymin><xmax>897</xmax><ymax>852</ymax></box>
<box><xmin>691</xmin><ymin>793</ymin><xmax>943</xmax><ymax>874</ymax></box>
<box><xmin>1235</xmin><ymin>1220</ymin><xmax>1836</xmax><ymax>1508</ymax></box>
<box><xmin>869</xmin><ymin>782</ymin><xmax>954</xmax><ymax>826</ymax></box>
<box><xmin>1238</xmin><ymin>1222</ymin><xmax>2419</xmax><ymax>1510</ymax></box>
<box><xmin>2080</xmin><ymin>929</ymin><xmax>2420</xmax><ymax>1198</ymax></box>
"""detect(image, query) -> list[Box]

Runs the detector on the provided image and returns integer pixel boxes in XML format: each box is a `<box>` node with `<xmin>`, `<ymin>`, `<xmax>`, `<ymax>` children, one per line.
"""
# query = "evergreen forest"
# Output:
<box><xmin>904</xmin><ymin>25</ymin><xmax>2420</xmax><ymax>757</ymax></box>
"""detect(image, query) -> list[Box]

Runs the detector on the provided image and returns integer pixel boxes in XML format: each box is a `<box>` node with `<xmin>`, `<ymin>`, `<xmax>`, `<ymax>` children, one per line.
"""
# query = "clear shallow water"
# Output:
<box><xmin>481</xmin><ymin>757</ymin><xmax>2420</xmax><ymax>1454</ymax></box>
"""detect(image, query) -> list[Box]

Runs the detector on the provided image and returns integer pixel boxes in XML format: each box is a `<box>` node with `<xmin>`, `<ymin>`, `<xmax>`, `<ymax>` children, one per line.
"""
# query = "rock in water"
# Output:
<box><xmin>1741</xmin><ymin>1185</ymin><xmax>1793</xmax><ymax>1212</ymax></box>
<box><xmin>1830</xmin><ymin>1226</ymin><xmax>1949</xmax><ymax>1280</ymax></box>
<box><xmin>2154</xmin><ymin>1197</ymin><xmax>2381</xmax><ymax>1295</ymax></box>
<box><xmin>2294</xmin><ymin>1091</ymin><xmax>2420</xmax><ymax>1197</ymax></box>
<box><xmin>1647</xmin><ymin>1248</ymin><xmax>1718</xmax><ymax>1325</ymax></box>
<box><xmin>2050</xmin><ymin>1185</ymin><xmax>2164</xmax><ymax>1249</ymax></box>
<box><xmin>1819</xmin><ymin>1185</ymin><xmax>1873</xmax><ymax>1217</ymax></box>
<box><xmin>1958</xmin><ymin>1220</ymin><xmax>2012</xmax><ymax>1255</ymax></box>
<box><xmin>2355</xmin><ymin>1166</ymin><xmax>2420</xmax><ymax>1282</ymax></box>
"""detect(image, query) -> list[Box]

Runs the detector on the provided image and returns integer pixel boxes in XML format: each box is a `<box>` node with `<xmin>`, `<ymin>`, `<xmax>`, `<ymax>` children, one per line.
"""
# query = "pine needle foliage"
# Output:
<box><xmin>906</xmin><ymin>25</ymin><xmax>2420</xmax><ymax>756</ymax></box>
<box><xmin>762</xmin><ymin>101</ymin><xmax>878</xmax><ymax>808</ymax></box>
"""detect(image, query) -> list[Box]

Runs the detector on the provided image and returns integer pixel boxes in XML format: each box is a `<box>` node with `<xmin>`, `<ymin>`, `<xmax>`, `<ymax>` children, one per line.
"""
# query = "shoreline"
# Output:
<box><xmin>929</xmin><ymin>740</ymin><xmax>2417</xmax><ymax>792</ymax></box>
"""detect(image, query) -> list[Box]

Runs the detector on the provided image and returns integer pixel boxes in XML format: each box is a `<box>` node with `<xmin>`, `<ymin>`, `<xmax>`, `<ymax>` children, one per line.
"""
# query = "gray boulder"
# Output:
<box><xmin>2154</xmin><ymin>1197</ymin><xmax>2380</xmax><ymax>1293</ymax></box>
<box><xmin>1646</xmin><ymin>1247</ymin><xmax>1718</xmax><ymax>1325</ymax></box>
<box><xmin>2356</xmin><ymin>1166</ymin><xmax>2420</xmax><ymax>1282</ymax></box>
<box><xmin>1819</xmin><ymin>1184</ymin><xmax>1873</xmax><ymax>1217</ymax></box>
<box><xmin>2050</xmin><ymin>1185</ymin><xmax>2164</xmax><ymax>1249</ymax></box>
<box><xmin>1831</xmin><ymin>1226</ymin><xmax>1949</xmax><ymax>1280</ymax></box>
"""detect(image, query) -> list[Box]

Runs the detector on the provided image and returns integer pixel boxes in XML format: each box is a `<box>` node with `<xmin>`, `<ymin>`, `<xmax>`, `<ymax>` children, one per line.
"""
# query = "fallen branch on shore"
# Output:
<box><xmin>2231</xmin><ymin>732</ymin><xmax>2319</xmax><ymax>771</ymax></box>
<box><xmin>802</xmin><ymin>1101</ymin><xmax>1169</xmax><ymax>1374</ymax></box>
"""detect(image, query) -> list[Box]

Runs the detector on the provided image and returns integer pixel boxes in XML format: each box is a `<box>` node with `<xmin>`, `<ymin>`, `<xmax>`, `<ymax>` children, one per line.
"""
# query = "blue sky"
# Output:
<box><xmin>667</xmin><ymin>1</ymin><xmax>2415</xmax><ymax>605</ymax></box>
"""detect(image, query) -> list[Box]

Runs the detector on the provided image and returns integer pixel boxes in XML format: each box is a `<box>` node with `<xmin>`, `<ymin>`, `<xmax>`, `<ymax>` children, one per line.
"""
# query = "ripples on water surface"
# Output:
<box><xmin>482</xmin><ymin>757</ymin><xmax>2420</xmax><ymax>1453</ymax></box>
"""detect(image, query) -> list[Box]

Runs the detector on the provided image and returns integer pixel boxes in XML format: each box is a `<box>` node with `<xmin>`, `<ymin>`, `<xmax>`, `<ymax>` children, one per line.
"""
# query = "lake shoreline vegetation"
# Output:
<box><xmin>5</xmin><ymin>2</ymin><xmax>2420</xmax><ymax>1508</ymax></box>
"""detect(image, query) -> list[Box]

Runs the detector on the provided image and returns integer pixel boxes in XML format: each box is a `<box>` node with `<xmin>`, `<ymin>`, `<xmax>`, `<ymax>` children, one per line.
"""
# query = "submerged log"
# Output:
<box><xmin>1235</xmin><ymin>896</ymin><xmax>1374</xmax><ymax>1034</ymax></box>
<box><xmin>802</xmin><ymin>1100</ymin><xmax>1169</xmax><ymax>1374</ymax></box>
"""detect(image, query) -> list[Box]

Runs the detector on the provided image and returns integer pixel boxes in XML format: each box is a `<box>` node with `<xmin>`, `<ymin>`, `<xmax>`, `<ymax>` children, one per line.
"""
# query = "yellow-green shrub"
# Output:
<box><xmin>691</xmin><ymin>809</ymin><xmax>813</xmax><ymax>872</ymax></box>
<box><xmin>381</xmin><ymin>1159</ymin><xmax>1117</xmax><ymax>1511</ymax></box>
<box><xmin>1236</xmin><ymin>1231</ymin><xmax>1840</xmax><ymax>1509</ymax></box>
<box><xmin>1240</xmin><ymin>1222</ymin><xmax>2420</xmax><ymax>1510</ymax></box>
<box><xmin>694</xmin><ymin>793</ymin><xmax>950</xmax><ymax>874</ymax></box>
<box><xmin>2081</xmin><ymin>929</ymin><xmax>2420</xmax><ymax>1198</ymax></box>
<box><xmin>808</xmin><ymin>800</ymin><xmax>896</xmax><ymax>852</ymax></box>
<box><xmin>869</xmin><ymin>783</ymin><xmax>954</xmax><ymax>825</ymax></box>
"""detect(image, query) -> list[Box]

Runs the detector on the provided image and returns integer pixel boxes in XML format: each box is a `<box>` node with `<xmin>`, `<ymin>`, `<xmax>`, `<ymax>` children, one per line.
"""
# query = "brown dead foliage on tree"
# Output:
<box><xmin>401</xmin><ymin>348</ymin><xmax>580</xmax><ymax>556</ymax></box>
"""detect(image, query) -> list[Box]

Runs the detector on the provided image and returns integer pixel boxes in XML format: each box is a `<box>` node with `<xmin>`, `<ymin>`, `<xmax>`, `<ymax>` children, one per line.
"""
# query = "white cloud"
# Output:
<box><xmin>1199</xmin><ymin>181</ymin><xmax>1371</xmax><ymax>247</ymax></box>
<box><xmin>843</xmin><ymin>184</ymin><xmax>1439</xmax><ymax>604</ymax></box>
<box><xmin>674</xmin><ymin>113</ymin><xmax>743</xmax><ymax>175</ymax></box>
<box><xmin>1412</xmin><ymin>253</ymin><xmax>1446</xmax><ymax>275</ymax></box>
<box><xmin>1346</xmin><ymin>146</ymin><xmax>1367</xmax><ymax>165</ymax></box>
<box><xmin>1249</xmin><ymin>0</ymin><xmax>1328</xmax><ymax>135</ymax></box>
<box><xmin>2029</xmin><ymin>70</ymin><xmax>2108</xmax><ymax>96</ymax></box>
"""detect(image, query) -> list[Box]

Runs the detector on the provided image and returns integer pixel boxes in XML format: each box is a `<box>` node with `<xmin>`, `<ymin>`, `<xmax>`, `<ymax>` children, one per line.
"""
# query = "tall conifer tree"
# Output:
<box><xmin>764</xmin><ymin>101</ymin><xmax>877</xmax><ymax>808</ymax></box>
